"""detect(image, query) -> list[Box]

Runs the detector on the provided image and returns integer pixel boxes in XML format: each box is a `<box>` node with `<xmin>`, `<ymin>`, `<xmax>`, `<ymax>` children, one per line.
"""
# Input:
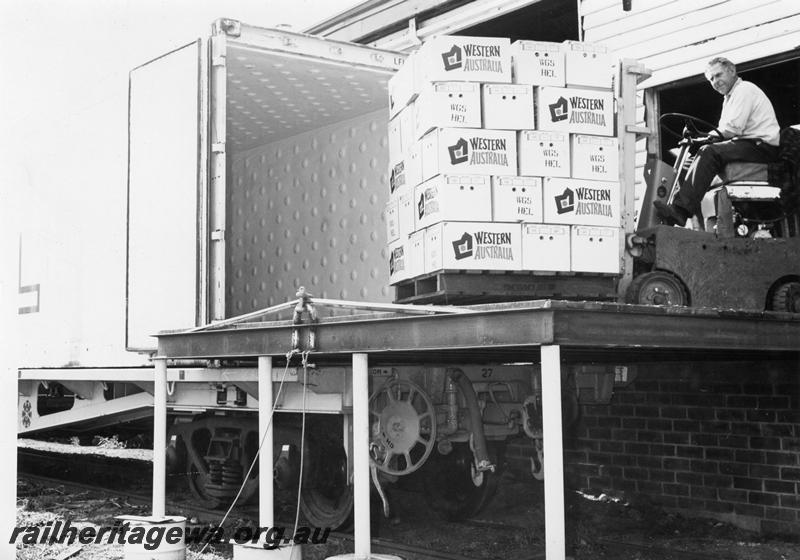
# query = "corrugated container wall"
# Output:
<box><xmin>219</xmin><ymin>25</ymin><xmax>404</xmax><ymax>318</ymax></box>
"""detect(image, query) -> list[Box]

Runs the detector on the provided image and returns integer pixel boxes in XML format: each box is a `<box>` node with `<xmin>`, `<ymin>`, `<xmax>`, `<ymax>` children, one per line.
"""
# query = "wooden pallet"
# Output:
<box><xmin>393</xmin><ymin>270</ymin><xmax>619</xmax><ymax>305</ymax></box>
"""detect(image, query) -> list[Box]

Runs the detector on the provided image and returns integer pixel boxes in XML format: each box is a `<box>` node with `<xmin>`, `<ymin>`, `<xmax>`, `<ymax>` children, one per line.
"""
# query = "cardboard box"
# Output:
<box><xmin>413</xmin><ymin>82</ymin><xmax>482</xmax><ymax>140</ymax></box>
<box><xmin>571</xmin><ymin>226</ymin><xmax>620</xmax><ymax>273</ymax></box>
<box><xmin>385</xmin><ymin>196</ymin><xmax>400</xmax><ymax>242</ymax></box>
<box><xmin>563</xmin><ymin>41</ymin><xmax>613</xmax><ymax>89</ymax></box>
<box><xmin>415</xmin><ymin>175</ymin><xmax>492</xmax><ymax>229</ymax></box>
<box><xmin>511</xmin><ymin>41</ymin><xmax>565</xmax><ymax>86</ymax></box>
<box><xmin>388</xmin><ymin>231</ymin><xmax>425</xmax><ymax>284</ymax></box>
<box><xmin>518</xmin><ymin>131</ymin><xmax>570</xmax><ymax>177</ymax></box>
<box><xmin>482</xmin><ymin>84</ymin><xmax>535</xmax><ymax>130</ymax></box>
<box><xmin>543</xmin><ymin>177</ymin><xmax>621</xmax><ymax>226</ymax></box>
<box><xmin>421</xmin><ymin>128</ymin><xmax>517</xmax><ymax>180</ymax></box>
<box><xmin>492</xmin><ymin>176</ymin><xmax>543</xmax><ymax>222</ymax></box>
<box><xmin>571</xmin><ymin>134</ymin><xmax>619</xmax><ymax>181</ymax></box>
<box><xmin>425</xmin><ymin>221</ymin><xmax>522</xmax><ymax>272</ymax></box>
<box><xmin>398</xmin><ymin>191</ymin><xmax>416</xmax><ymax>237</ymax></box>
<box><xmin>399</xmin><ymin>104</ymin><xmax>416</xmax><ymax>155</ymax></box>
<box><xmin>408</xmin><ymin>230</ymin><xmax>426</xmax><ymax>278</ymax></box>
<box><xmin>389</xmin><ymin>56</ymin><xmax>417</xmax><ymax>118</ymax></box>
<box><xmin>536</xmin><ymin>87</ymin><xmax>614</xmax><ymax>136</ymax></box>
<box><xmin>390</xmin><ymin>141</ymin><xmax>422</xmax><ymax>194</ymax></box>
<box><xmin>521</xmin><ymin>223</ymin><xmax>570</xmax><ymax>271</ymax></box>
<box><xmin>416</xmin><ymin>36</ymin><xmax>512</xmax><ymax>85</ymax></box>
<box><xmin>388</xmin><ymin>237</ymin><xmax>412</xmax><ymax>284</ymax></box>
<box><xmin>388</xmin><ymin>113</ymin><xmax>403</xmax><ymax>164</ymax></box>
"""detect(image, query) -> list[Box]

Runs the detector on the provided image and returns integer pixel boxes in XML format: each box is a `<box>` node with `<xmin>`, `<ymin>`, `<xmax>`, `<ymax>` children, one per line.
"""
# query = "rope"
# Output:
<box><xmin>192</xmin><ymin>349</ymin><xmax>298</xmax><ymax>558</ymax></box>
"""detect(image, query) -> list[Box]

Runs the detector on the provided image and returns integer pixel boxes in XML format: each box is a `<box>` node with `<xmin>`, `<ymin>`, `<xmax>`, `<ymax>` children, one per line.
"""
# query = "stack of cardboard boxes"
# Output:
<box><xmin>386</xmin><ymin>36</ymin><xmax>620</xmax><ymax>285</ymax></box>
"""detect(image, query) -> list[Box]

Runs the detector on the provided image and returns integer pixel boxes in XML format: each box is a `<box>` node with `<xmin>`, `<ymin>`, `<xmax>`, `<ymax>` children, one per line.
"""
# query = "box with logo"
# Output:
<box><xmin>571</xmin><ymin>226</ymin><xmax>620</xmax><ymax>273</ymax></box>
<box><xmin>492</xmin><ymin>176</ymin><xmax>543</xmax><ymax>222</ymax></box>
<box><xmin>521</xmin><ymin>223</ymin><xmax>571</xmax><ymax>272</ymax></box>
<box><xmin>518</xmin><ymin>130</ymin><xmax>570</xmax><ymax>177</ymax></box>
<box><xmin>535</xmin><ymin>87</ymin><xmax>614</xmax><ymax>136</ymax></box>
<box><xmin>388</xmin><ymin>237</ymin><xmax>412</xmax><ymax>284</ymax></box>
<box><xmin>542</xmin><ymin>177</ymin><xmax>621</xmax><ymax>227</ymax></box>
<box><xmin>571</xmin><ymin>134</ymin><xmax>619</xmax><ymax>182</ymax></box>
<box><xmin>415</xmin><ymin>175</ymin><xmax>492</xmax><ymax>230</ymax></box>
<box><xmin>415</xmin><ymin>36</ymin><xmax>512</xmax><ymax>85</ymax></box>
<box><xmin>389</xmin><ymin>55</ymin><xmax>417</xmax><ymax>118</ymax></box>
<box><xmin>425</xmin><ymin>221</ymin><xmax>522</xmax><ymax>272</ymax></box>
<box><xmin>388</xmin><ymin>231</ymin><xmax>425</xmax><ymax>284</ymax></box>
<box><xmin>385</xmin><ymin>196</ymin><xmax>400</xmax><ymax>243</ymax></box>
<box><xmin>390</xmin><ymin>141</ymin><xmax>423</xmax><ymax>194</ymax></box>
<box><xmin>562</xmin><ymin>41</ymin><xmax>613</xmax><ymax>90</ymax></box>
<box><xmin>481</xmin><ymin>84</ymin><xmax>535</xmax><ymax>130</ymax></box>
<box><xmin>413</xmin><ymin>82</ymin><xmax>482</xmax><ymax>140</ymax></box>
<box><xmin>511</xmin><ymin>41</ymin><xmax>565</xmax><ymax>86</ymax></box>
<box><xmin>421</xmin><ymin>128</ymin><xmax>517</xmax><ymax>181</ymax></box>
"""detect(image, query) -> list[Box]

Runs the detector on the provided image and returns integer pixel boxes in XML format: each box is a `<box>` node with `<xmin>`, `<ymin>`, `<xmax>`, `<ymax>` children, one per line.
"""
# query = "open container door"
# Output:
<box><xmin>211</xmin><ymin>20</ymin><xmax>405</xmax><ymax>319</ymax></box>
<box><xmin>127</xmin><ymin>41</ymin><xmax>206</xmax><ymax>351</ymax></box>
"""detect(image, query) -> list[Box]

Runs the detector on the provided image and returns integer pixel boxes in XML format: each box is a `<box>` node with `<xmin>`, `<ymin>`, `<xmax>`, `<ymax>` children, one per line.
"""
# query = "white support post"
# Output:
<box><xmin>352</xmin><ymin>353</ymin><xmax>371</xmax><ymax>559</ymax></box>
<box><xmin>259</xmin><ymin>356</ymin><xmax>274</xmax><ymax>528</ymax></box>
<box><xmin>541</xmin><ymin>345</ymin><xmax>566</xmax><ymax>560</ymax></box>
<box><xmin>153</xmin><ymin>357</ymin><xmax>168</xmax><ymax>518</ymax></box>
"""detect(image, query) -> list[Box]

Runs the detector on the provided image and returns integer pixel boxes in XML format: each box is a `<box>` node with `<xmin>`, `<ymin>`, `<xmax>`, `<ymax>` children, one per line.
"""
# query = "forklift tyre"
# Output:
<box><xmin>770</xmin><ymin>282</ymin><xmax>800</xmax><ymax>314</ymax></box>
<box><xmin>626</xmin><ymin>271</ymin><xmax>689</xmax><ymax>307</ymax></box>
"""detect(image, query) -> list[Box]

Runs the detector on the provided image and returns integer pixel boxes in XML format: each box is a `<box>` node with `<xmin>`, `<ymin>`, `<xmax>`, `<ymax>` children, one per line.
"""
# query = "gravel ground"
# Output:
<box><xmin>15</xmin><ymin>438</ymin><xmax>800</xmax><ymax>560</ymax></box>
<box><xmin>16</xmin><ymin>473</ymin><xmax>800</xmax><ymax>560</ymax></box>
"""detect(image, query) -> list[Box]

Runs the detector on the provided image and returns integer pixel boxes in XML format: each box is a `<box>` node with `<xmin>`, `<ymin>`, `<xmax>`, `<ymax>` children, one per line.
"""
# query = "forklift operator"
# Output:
<box><xmin>654</xmin><ymin>57</ymin><xmax>780</xmax><ymax>226</ymax></box>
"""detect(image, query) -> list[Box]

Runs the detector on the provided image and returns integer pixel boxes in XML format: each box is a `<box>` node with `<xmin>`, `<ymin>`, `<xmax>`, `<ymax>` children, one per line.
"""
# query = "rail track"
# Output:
<box><xmin>18</xmin><ymin>445</ymin><xmax>768</xmax><ymax>560</ymax></box>
<box><xmin>18</xmin><ymin>447</ymin><xmax>530</xmax><ymax>560</ymax></box>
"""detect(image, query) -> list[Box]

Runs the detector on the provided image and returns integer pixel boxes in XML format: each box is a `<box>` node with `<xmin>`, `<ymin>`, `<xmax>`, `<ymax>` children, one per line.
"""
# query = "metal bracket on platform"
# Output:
<box><xmin>292</xmin><ymin>287</ymin><xmax>319</xmax><ymax>352</ymax></box>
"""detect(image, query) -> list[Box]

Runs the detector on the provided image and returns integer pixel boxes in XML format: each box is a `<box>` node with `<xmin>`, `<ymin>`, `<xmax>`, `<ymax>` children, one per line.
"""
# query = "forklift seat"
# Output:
<box><xmin>719</xmin><ymin>161</ymin><xmax>769</xmax><ymax>183</ymax></box>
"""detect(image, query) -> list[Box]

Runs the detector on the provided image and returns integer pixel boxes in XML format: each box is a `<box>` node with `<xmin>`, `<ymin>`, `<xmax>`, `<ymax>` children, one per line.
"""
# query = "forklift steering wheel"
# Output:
<box><xmin>660</xmin><ymin>112</ymin><xmax>725</xmax><ymax>142</ymax></box>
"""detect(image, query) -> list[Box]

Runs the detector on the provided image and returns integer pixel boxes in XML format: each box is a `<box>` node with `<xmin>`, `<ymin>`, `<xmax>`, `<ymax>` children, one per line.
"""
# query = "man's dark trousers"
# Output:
<box><xmin>674</xmin><ymin>138</ymin><xmax>779</xmax><ymax>216</ymax></box>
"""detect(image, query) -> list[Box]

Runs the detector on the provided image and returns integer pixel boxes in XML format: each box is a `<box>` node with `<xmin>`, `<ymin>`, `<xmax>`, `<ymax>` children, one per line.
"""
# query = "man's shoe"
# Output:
<box><xmin>653</xmin><ymin>200</ymin><xmax>688</xmax><ymax>227</ymax></box>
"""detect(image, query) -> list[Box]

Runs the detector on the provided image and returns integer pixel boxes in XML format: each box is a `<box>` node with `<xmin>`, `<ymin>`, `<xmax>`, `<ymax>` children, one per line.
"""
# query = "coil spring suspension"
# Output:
<box><xmin>203</xmin><ymin>429</ymin><xmax>244</xmax><ymax>499</ymax></box>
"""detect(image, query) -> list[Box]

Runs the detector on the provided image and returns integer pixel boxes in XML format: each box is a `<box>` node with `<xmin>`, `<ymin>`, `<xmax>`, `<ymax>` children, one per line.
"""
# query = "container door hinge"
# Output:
<box><xmin>211</xmin><ymin>230</ymin><xmax>225</xmax><ymax>242</ymax></box>
<box><xmin>212</xmin><ymin>142</ymin><xmax>226</xmax><ymax>154</ymax></box>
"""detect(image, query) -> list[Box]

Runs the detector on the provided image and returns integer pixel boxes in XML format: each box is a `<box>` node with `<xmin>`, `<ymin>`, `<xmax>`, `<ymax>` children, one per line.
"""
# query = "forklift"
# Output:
<box><xmin>626</xmin><ymin>113</ymin><xmax>800</xmax><ymax>313</ymax></box>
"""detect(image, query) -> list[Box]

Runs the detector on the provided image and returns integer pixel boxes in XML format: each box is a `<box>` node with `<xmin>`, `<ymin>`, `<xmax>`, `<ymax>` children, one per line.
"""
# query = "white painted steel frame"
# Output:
<box><xmin>153</xmin><ymin>357</ymin><xmax>168</xmax><ymax>518</ymax></box>
<box><xmin>258</xmin><ymin>357</ymin><xmax>274</xmax><ymax>528</ymax></box>
<box><xmin>541</xmin><ymin>345</ymin><xmax>566</xmax><ymax>560</ymax></box>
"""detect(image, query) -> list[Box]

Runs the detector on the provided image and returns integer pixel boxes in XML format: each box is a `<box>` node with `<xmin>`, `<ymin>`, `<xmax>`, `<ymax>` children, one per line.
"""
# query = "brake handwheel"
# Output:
<box><xmin>369</xmin><ymin>379</ymin><xmax>436</xmax><ymax>476</ymax></box>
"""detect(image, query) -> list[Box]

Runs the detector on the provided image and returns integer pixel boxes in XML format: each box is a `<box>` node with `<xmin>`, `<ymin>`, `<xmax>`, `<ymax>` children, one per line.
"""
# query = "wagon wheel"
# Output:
<box><xmin>626</xmin><ymin>271</ymin><xmax>688</xmax><ymax>307</ymax></box>
<box><xmin>770</xmin><ymin>281</ymin><xmax>800</xmax><ymax>313</ymax></box>
<box><xmin>186</xmin><ymin>458</ymin><xmax>222</xmax><ymax>509</ymax></box>
<box><xmin>300</xmin><ymin>428</ymin><xmax>354</xmax><ymax>531</ymax></box>
<box><xmin>369</xmin><ymin>379</ymin><xmax>436</xmax><ymax>476</ymax></box>
<box><xmin>422</xmin><ymin>443</ymin><xmax>499</xmax><ymax>520</ymax></box>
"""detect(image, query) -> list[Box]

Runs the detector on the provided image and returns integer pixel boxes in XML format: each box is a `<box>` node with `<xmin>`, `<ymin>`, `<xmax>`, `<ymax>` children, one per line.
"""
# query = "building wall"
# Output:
<box><xmin>506</xmin><ymin>360</ymin><xmax>800</xmax><ymax>536</ymax></box>
<box><xmin>581</xmin><ymin>0</ymin><xmax>800</xmax><ymax>87</ymax></box>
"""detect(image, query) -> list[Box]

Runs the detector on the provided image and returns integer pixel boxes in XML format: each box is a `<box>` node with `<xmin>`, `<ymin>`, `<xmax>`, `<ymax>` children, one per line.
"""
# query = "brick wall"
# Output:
<box><xmin>506</xmin><ymin>360</ymin><xmax>800</xmax><ymax>536</ymax></box>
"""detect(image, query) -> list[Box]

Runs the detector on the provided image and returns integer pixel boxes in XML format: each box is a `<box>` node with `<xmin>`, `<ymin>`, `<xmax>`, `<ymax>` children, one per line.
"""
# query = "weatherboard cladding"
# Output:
<box><xmin>581</xmin><ymin>0</ymin><xmax>797</xmax><ymax>214</ymax></box>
